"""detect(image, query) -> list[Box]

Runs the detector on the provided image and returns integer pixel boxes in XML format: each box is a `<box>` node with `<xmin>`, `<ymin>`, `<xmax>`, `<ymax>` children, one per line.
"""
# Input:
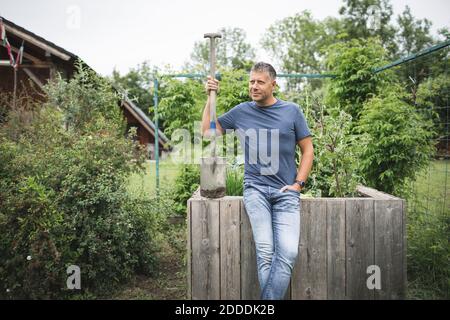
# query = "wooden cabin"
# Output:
<box><xmin>0</xmin><ymin>17</ymin><xmax>170</xmax><ymax>159</ymax></box>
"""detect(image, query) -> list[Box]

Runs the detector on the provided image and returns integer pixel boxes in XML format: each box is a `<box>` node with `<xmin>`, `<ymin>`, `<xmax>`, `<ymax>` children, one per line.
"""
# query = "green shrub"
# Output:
<box><xmin>158</xmin><ymin>78</ymin><xmax>203</xmax><ymax>140</ymax></box>
<box><xmin>407</xmin><ymin>208</ymin><xmax>449</xmax><ymax>299</ymax></box>
<box><xmin>293</xmin><ymin>86</ymin><xmax>364</xmax><ymax>197</ymax></box>
<box><xmin>173</xmin><ymin>164</ymin><xmax>200</xmax><ymax>215</ymax></box>
<box><xmin>0</xmin><ymin>176</ymin><xmax>67</xmax><ymax>299</ymax></box>
<box><xmin>356</xmin><ymin>89</ymin><xmax>436</xmax><ymax>196</ymax></box>
<box><xmin>325</xmin><ymin>38</ymin><xmax>393</xmax><ymax>123</ymax></box>
<box><xmin>0</xmin><ymin>63</ymin><xmax>162</xmax><ymax>299</ymax></box>
<box><xmin>216</xmin><ymin>68</ymin><xmax>250</xmax><ymax>114</ymax></box>
<box><xmin>226</xmin><ymin>163</ymin><xmax>244</xmax><ymax>196</ymax></box>
<box><xmin>306</xmin><ymin>107</ymin><xmax>364</xmax><ymax>197</ymax></box>
<box><xmin>416</xmin><ymin>75</ymin><xmax>450</xmax><ymax>158</ymax></box>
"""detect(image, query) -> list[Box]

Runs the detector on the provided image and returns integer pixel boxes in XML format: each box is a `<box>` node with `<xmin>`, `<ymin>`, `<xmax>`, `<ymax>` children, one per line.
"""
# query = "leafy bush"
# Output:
<box><xmin>325</xmin><ymin>38</ymin><xmax>393</xmax><ymax>122</ymax></box>
<box><xmin>158</xmin><ymin>78</ymin><xmax>203</xmax><ymax>140</ymax></box>
<box><xmin>416</xmin><ymin>75</ymin><xmax>450</xmax><ymax>158</ymax></box>
<box><xmin>290</xmin><ymin>86</ymin><xmax>364</xmax><ymax>197</ymax></box>
<box><xmin>226</xmin><ymin>163</ymin><xmax>244</xmax><ymax>196</ymax></box>
<box><xmin>158</xmin><ymin>68</ymin><xmax>250</xmax><ymax>142</ymax></box>
<box><xmin>173</xmin><ymin>164</ymin><xmax>200</xmax><ymax>216</ymax></box>
<box><xmin>0</xmin><ymin>175</ymin><xmax>67</xmax><ymax>299</ymax></box>
<box><xmin>45</xmin><ymin>62</ymin><xmax>125</xmax><ymax>135</ymax></box>
<box><xmin>0</xmin><ymin>63</ymin><xmax>162</xmax><ymax>299</ymax></box>
<box><xmin>306</xmin><ymin>107</ymin><xmax>364</xmax><ymax>197</ymax></box>
<box><xmin>356</xmin><ymin>89</ymin><xmax>436</xmax><ymax>196</ymax></box>
<box><xmin>407</xmin><ymin>208</ymin><xmax>449</xmax><ymax>299</ymax></box>
<box><xmin>216</xmin><ymin>68</ymin><xmax>250</xmax><ymax>114</ymax></box>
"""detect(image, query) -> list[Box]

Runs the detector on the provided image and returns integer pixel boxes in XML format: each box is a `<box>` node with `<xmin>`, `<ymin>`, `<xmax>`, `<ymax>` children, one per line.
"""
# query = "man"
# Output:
<box><xmin>201</xmin><ymin>62</ymin><xmax>314</xmax><ymax>300</ymax></box>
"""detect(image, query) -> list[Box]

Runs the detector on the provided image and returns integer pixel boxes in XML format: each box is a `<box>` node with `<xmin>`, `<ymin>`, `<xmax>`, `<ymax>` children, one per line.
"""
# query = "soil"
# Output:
<box><xmin>112</xmin><ymin>224</ymin><xmax>187</xmax><ymax>300</ymax></box>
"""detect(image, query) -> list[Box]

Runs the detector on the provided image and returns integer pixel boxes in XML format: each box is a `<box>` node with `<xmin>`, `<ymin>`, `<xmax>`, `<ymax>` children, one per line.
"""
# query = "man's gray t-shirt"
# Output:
<box><xmin>218</xmin><ymin>99</ymin><xmax>311</xmax><ymax>190</ymax></box>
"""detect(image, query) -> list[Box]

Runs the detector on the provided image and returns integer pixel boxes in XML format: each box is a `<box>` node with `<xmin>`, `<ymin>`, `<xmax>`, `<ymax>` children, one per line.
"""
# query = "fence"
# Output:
<box><xmin>401</xmin><ymin>43</ymin><xmax>449</xmax><ymax>218</ymax></box>
<box><xmin>187</xmin><ymin>186</ymin><xmax>406</xmax><ymax>300</ymax></box>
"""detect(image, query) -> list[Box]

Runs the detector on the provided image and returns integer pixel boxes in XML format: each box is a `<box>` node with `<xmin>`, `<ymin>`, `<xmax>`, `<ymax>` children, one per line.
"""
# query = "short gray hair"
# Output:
<box><xmin>251</xmin><ymin>62</ymin><xmax>277</xmax><ymax>80</ymax></box>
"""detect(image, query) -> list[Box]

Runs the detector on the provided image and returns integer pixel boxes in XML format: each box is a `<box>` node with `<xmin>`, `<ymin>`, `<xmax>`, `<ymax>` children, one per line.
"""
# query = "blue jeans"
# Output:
<box><xmin>243</xmin><ymin>183</ymin><xmax>301</xmax><ymax>300</ymax></box>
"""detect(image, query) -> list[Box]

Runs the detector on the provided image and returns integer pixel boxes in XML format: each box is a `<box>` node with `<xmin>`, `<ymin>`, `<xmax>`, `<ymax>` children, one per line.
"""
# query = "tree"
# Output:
<box><xmin>216</xmin><ymin>68</ymin><xmax>250</xmax><ymax>115</ymax></box>
<box><xmin>416</xmin><ymin>74</ymin><xmax>450</xmax><ymax>158</ymax></box>
<box><xmin>396</xmin><ymin>6</ymin><xmax>433</xmax><ymax>56</ymax></box>
<box><xmin>394</xmin><ymin>9</ymin><xmax>447</xmax><ymax>105</ymax></box>
<box><xmin>325</xmin><ymin>38</ymin><xmax>392</xmax><ymax>122</ymax></box>
<box><xmin>261</xmin><ymin>11</ymin><xmax>343</xmax><ymax>81</ymax></box>
<box><xmin>111</xmin><ymin>61</ymin><xmax>155</xmax><ymax>117</ymax></box>
<box><xmin>157</xmin><ymin>68</ymin><xmax>249</xmax><ymax>141</ymax></box>
<box><xmin>187</xmin><ymin>27</ymin><xmax>255</xmax><ymax>73</ymax></box>
<box><xmin>339</xmin><ymin>0</ymin><xmax>398</xmax><ymax>57</ymax></box>
<box><xmin>46</xmin><ymin>61</ymin><xmax>125</xmax><ymax>135</ymax></box>
<box><xmin>392</xmin><ymin>5</ymin><xmax>436</xmax><ymax>98</ymax></box>
<box><xmin>430</xmin><ymin>28</ymin><xmax>450</xmax><ymax>78</ymax></box>
<box><xmin>437</xmin><ymin>27</ymin><xmax>450</xmax><ymax>41</ymax></box>
<box><xmin>356</xmin><ymin>88</ymin><xmax>435</xmax><ymax>196</ymax></box>
<box><xmin>158</xmin><ymin>78</ymin><xmax>203</xmax><ymax>139</ymax></box>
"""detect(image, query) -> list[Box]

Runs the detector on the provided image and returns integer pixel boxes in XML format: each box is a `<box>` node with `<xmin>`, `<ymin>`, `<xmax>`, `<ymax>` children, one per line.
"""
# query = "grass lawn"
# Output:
<box><xmin>113</xmin><ymin>161</ymin><xmax>186</xmax><ymax>300</ymax></box>
<box><xmin>111</xmin><ymin>221</ymin><xmax>187</xmax><ymax>300</ymax></box>
<box><xmin>407</xmin><ymin>160</ymin><xmax>449</xmax><ymax>299</ymax></box>
<box><xmin>127</xmin><ymin>160</ymin><xmax>181</xmax><ymax>195</ymax></box>
<box><xmin>410</xmin><ymin>160</ymin><xmax>450</xmax><ymax>216</ymax></box>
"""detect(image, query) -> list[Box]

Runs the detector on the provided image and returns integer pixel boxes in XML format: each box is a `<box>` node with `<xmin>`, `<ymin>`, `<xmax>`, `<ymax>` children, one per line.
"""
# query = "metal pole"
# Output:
<box><xmin>277</xmin><ymin>73</ymin><xmax>336</xmax><ymax>79</ymax></box>
<box><xmin>374</xmin><ymin>39</ymin><xmax>450</xmax><ymax>73</ymax></box>
<box><xmin>153</xmin><ymin>77</ymin><xmax>160</xmax><ymax>194</ymax></box>
<box><xmin>13</xmin><ymin>67</ymin><xmax>17</xmax><ymax>109</ymax></box>
<box><xmin>166</xmin><ymin>73</ymin><xmax>205</xmax><ymax>79</ymax></box>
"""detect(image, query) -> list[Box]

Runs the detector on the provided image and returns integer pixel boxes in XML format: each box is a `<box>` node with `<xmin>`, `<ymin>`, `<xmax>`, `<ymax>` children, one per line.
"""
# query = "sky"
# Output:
<box><xmin>0</xmin><ymin>0</ymin><xmax>449</xmax><ymax>76</ymax></box>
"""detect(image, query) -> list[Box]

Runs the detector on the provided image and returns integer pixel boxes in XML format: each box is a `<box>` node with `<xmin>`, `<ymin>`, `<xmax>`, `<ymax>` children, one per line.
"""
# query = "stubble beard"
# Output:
<box><xmin>251</xmin><ymin>91</ymin><xmax>267</xmax><ymax>104</ymax></box>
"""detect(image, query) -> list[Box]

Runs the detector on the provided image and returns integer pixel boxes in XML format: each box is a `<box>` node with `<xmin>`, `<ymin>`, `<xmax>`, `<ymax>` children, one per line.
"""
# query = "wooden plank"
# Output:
<box><xmin>187</xmin><ymin>194</ymin><xmax>406</xmax><ymax>300</ymax></box>
<box><xmin>49</xmin><ymin>65</ymin><xmax>58</xmax><ymax>81</ymax></box>
<box><xmin>187</xmin><ymin>199</ymin><xmax>192</xmax><ymax>300</ymax></box>
<box><xmin>121</xmin><ymin>99</ymin><xmax>167</xmax><ymax>146</ymax></box>
<box><xmin>346</xmin><ymin>199</ymin><xmax>375</xmax><ymax>300</ymax></box>
<box><xmin>284</xmin><ymin>281</ymin><xmax>292</xmax><ymax>300</ymax></box>
<box><xmin>18</xmin><ymin>64</ymin><xmax>53</xmax><ymax>69</ymax></box>
<box><xmin>192</xmin><ymin>186</ymin><xmax>201</xmax><ymax>198</ymax></box>
<box><xmin>4</xmin><ymin>24</ymin><xmax>72</xmax><ymax>61</ymax></box>
<box><xmin>374</xmin><ymin>200</ymin><xmax>404</xmax><ymax>299</ymax></box>
<box><xmin>220</xmin><ymin>199</ymin><xmax>241</xmax><ymax>300</ymax></box>
<box><xmin>327</xmin><ymin>199</ymin><xmax>346</xmax><ymax>299</ymax></box>
<box><xmin>402</xmin><ymin>199</ymin><xmax>407</xmax><ymax>299</ymax></box>
<box><xmin>23</xmin><ymin>68</ymin><xmax>44</xmax><ymax>88</ymax></box>
<box><xmin>240</xmin><ymin>201</ymin><xmax>260</xmax><ymax>299</ymax></box>
<box><xmin>10</xmin><ymin>45</ymin><xmax>46</xmax><ymax>64</ymax></box>
<box><xmin>292</xmin><ymin>199</ymin><xmax>327</xmax><ymax>299</ymax></box>
<box><xmin>356</xmin><ymin>185</ymin><xmax>400</xmax><ymax>200</ymax></box>
<box><xmin>190</xmin><ymin>199</ymin><xmax>220</xmax><ymax>299</ymax></box>
<box><xmin>292</xmin><ymin>200</ymin><xmax>311</xmax><ymax>299</ymax></box>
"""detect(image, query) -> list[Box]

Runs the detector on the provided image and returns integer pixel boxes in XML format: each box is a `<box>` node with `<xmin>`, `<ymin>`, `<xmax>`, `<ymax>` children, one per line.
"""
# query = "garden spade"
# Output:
<box><xmin>200</xmin><ymin>33</ymin><xmax>226</xmax><ymax>198</ymax></box>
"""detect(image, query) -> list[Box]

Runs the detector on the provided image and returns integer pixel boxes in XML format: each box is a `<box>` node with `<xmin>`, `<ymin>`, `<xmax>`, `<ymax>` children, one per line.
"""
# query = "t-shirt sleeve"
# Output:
<box><xmin>294</xmin><ymin>106</ymin><xmax>311</xmax><ymax>141</ymax></box>
<box><xmin>217</xmin><ymin>107</ymin><xmax>237</xmax><ymax>131</ymax></box>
